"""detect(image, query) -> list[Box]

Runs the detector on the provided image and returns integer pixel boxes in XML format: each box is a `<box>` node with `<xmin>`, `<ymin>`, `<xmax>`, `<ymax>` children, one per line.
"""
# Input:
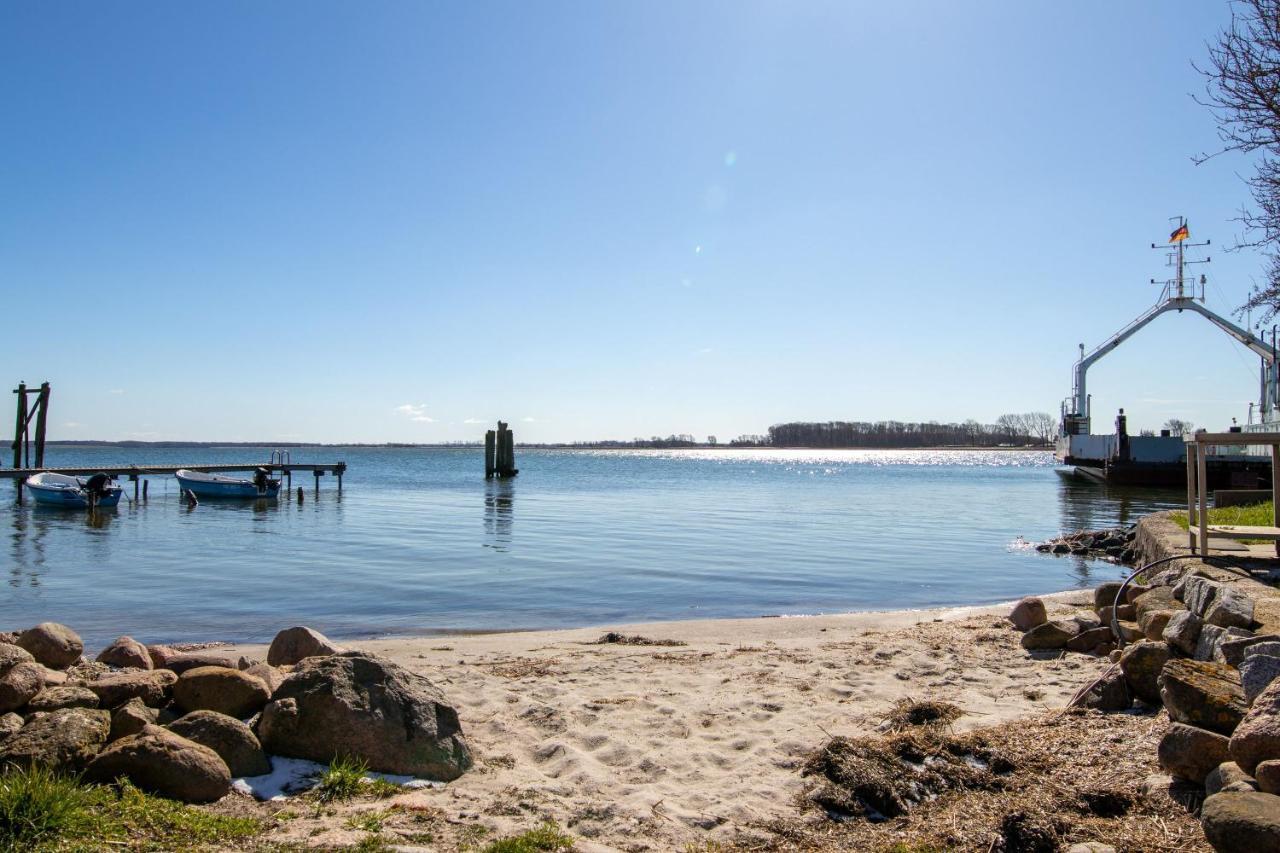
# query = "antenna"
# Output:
<box><xmin>1150</xmin><ymin>215</ymin><xmax>1210</xmax><ymax>303</ymax></box>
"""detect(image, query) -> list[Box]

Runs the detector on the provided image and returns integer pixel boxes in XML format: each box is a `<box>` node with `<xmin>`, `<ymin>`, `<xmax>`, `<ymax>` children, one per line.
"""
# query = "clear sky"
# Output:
<box><xmin>1</xmin><ymin>1</ymin><xmax>1272</xmax><ymax>443</ymax></box>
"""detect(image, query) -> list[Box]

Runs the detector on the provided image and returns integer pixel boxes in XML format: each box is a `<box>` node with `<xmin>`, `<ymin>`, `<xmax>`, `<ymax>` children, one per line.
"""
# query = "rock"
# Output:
<box><xmin>1208</xmin><ymin>762</ymin><xmax>1258</xmax><ymax>796</ymax></box>
<box><xmin>169</xmin><ymin>710</ymin><xmax>271</xmax><ymax>777</ymax></box>
<box><xmin>1206</xmin><ymin>587</ymin><xmax>1258</xmax><ymax>630</ymax></box>
<box><xmin>26</xmin><ymin>685</ymin><xmax>99</xmax><ymax>713</ymax></box>
<box><xmin>242</xmin><ymin>663</ymin><xmax>285</xmax><ymax>695</ymax></box>
<box><xmin>38</xmin><ymin>666</ymin><xmax>67</xmax><ymax>687</ymax></box>
<box><xmin>1157</xmin><ymin>722</ymin><xmax>1231</xmax><ymax>783</ymax></box>
<box><xmin>109</xmin><ymin>697</ymin><xmax>158</xmax><ymax>741</ymax></box>
<box><xmin>1196</xmin><ymin>625</ymin><xmax>1252</xmax><ymax>662</ymax></box>
<box><xmin>1140</xmin><ymin>609</ymin><xmax>1175</xmax><ymax>641</ymax></box>
<box><xmin>1020</xmin><ymin>620</ymin><xmax>1081</xmax><ymax>650</ymax></box>
<box><xmin>1257</xmin><ymin>760</ymin><xmax>1280</xmax><ymax>795</ymax></box>
<box><xmin>1184</xmin><ymin>577</ymin><xmax>1222</xmax><ymax>617</ymax></box>
<box><xmin>1163</xmin><ymin>611</ymin><xmax>1203</xmax><ymax>656</ymax></box>
<box><xmin>0</xmin><ymin>644</ymin><xmax>34</xmax><ymax>671</ymax></box>
<box><xmin>1066</xmin><ymin>626</ymin><xmax>1114</xmax><ymax>654</ymax></box>
<box><xmin>96</xmin><ymin>636</ymin><xmax>153</xmax><ymax>670</ymax></box>
<box><xmin>1222</xmin><ymin>634</ymin><xmax>1280</xmax><ymax>667</ymax></box>
<box><xmin>0</xmin><ymin>713</ymin><xmax>22</xmax><ymax>740</ymax></box>
<box><xmin>0</xmin><ymin>662</ymin><xmax>44</xmax><ymax>713</ymax></box>
<box><xmin>15</xmin><ymin>623</ymin><xmax>83</xmax><ymax>670</ymax></box>
<box><xmin>0</xmin><ymin>707</ymin><xmax>110</xmax><ymax>771</ymax></box>
<box><xmin>1159</xmin><ymin>659</ymin><xmax>1248</xmax><ymax>735</ymax></box>
<box><xmin>1008</xmin><ymin>597</ymin><xmax>1047</xmax><ymax>631</ymax></box>
<box><xmin>1094</xmin><ymin>583</ymin><xmax>1123</xmax><ymax>610</ymax></box>
<box><xmin>1134</xmin><ymin>586</ymin><xmax>1183</xmax><ymax>622</ymax></box>
<box><xmin>1120</xmin><ymin>641</ymin><xmax>1171</xmax><ymax>706</ymax></box>
<box><xmin>1108</xmin><ymin>648</ymin><xmax>1123</xmax><ymax>663</ymax></box>
<box><xmin>172</xmin><ymin>667</ymin><xmax>270</xmax><ymax>719</ymax></box>
<box><xmin>1125</xmin><ymin>583</ymin><xmax>1151</xmax><ymax>604</ymax></box>
<box><xmin>1082</xmin><ymin>667</ymin><xmax>1132</xmax><ymax>711</ymax></box>
<box><xmin>1201</xmin><ymin>792</ymin><xmax>1280</xmax><ymax>850</ymax></box>
<box><xmin>1116</xmin><ymin>620</ymin><xmax>1145</xmax><ymax>644</ymax></box>
<box><xmin>1096</xmin><ymin>605</ymin><xmax>1114</xmax><ymax>627</ymax></box>
<box><xmin>258</xmin><ymin>651</ymin><xmax>471</xmax><ymax>779</ymax></box>
<box><xmin>1115</xmin><ymin>603</ymin><xmax>1137</xmax><ymax>621</ymax></box>
<box><xmin>1232</xmin><ymin>678</ymin><xmax>1280</xmax><ymax>774</ymax></box>
<box><xmin>1240</xmin><ymin>655</ymin><xmax>1280</xmax><ymax>705</ymax></box>
<box><xmin>162</xmin><ymin>652</ymin><xmax>241</xmax><ymax>675</ymax></box>
<box><xmin>147</xmin><ymin>645</ymin><xmax>178</xmax><ymax>668</ymax></box>
<box><xmin>1247</xmin><ymin>641</ymin><xmax>1280</xmax><ymax>659</ymax></box>
<box><xmin>1140</xmin><ymin>772</ymin><xmax>1204</xmax><ymax>810</ymax></box>
<box><xmin>266</xmin><ymin>626</ymin><xmax>341</xmax><ymax>667</ymax></box>
<box><xmin>85</xmin><ymin>669</ymin><xmax>177</xmax><ymax>708</ymax></box>
<box><xmin>86</xmin><ymin>724</ymin><xmax>231</xmax><ymax>803</ymax></box>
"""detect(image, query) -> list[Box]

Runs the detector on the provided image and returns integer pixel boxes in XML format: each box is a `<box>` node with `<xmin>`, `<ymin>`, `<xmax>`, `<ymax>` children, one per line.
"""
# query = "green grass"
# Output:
<box><xmin>0</xmin><ymin>765</ymin><xmax>260</xmax><ymax>852</ymax></box>
<box><xmin>345</xmin><ymin>809</ymin><xmax>390</xmax><ymax>833</ymax></box>
<box><xmin>480</xmin><ymin>821</ymin><xmax>575</xmax><ymax>853</ymax></box>
<box><xmin>1172</xmin><ymin>500</ymin><xmax>1274</xmax><ymax>530</ymax></box>
<box><xmin>314</xmin><ymin>756</ymin><xmax>402</xmax><ymax>804</ymax></box>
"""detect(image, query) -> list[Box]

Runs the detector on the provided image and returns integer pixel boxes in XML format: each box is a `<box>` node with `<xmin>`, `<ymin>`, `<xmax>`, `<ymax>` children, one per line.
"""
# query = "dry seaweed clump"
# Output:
<box><xmin>882</xmin><ymin>698</ymin><xmax>964</xmax><ymax>732</ymax></box>
<box><xmin>590</xmin><ymin>632</ymin><xmax>686</xmax><ymax>647</ymax></box>
<box><xmin>775</xmin><ymin>711</ymin><xmax>1210</xmax><ymax>852</ymax></box>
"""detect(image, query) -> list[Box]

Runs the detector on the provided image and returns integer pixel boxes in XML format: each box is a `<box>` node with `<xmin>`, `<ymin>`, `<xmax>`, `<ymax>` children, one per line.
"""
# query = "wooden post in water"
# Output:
<box><xmin>485</xmin><ymin>430</ymin><xmax>496</xmax><ymax>478</ymax></box>
<box><xmin>32</xmin><ymin>383</ymin><xmax>49</xmax><ymax>469</ymax></box>
<box><xmin>491</xmin><ymin>421</ymin><xmax>518</xmax><ymax>478</ymax></box>
<box><xmin>12</xmin><ymin>382</ymin><xmax>27</xmax><ymax>469</ymax></box>
<box><xmin>142</xmin><ymin>479</ymin><xmax>149</xmax><ymax>501</ymax></box>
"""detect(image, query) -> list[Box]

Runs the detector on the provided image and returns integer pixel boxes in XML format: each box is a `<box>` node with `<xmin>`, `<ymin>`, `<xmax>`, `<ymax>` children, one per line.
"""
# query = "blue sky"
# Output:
<box><xmin>0</xmin><ymin>1</ymin><xmax>1271</xmax><ymax>442</ymax></box>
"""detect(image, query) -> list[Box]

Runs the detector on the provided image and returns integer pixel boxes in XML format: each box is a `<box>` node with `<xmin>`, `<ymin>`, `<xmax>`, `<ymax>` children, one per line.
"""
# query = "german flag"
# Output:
<box><xmin>1170</xmin><ymin>222</ymin><xmax>1190</xmax><ymax>243</ymax></box>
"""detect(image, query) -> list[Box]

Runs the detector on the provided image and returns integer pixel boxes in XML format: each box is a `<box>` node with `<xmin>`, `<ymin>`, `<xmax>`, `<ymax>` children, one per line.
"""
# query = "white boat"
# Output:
<box><xmin>175</xmin><ymin>468</ymin><xmax>280</xmax><ymax>500</ymax></box>
<box><xmin>24</xmin><ymin>472</ymin><xmax>124</xmax><ymax>508</ymax></box>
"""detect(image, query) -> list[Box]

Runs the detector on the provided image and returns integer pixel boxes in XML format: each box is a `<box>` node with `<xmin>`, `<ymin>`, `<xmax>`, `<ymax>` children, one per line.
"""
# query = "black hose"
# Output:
<box><xmin>1108</xmin><ymin>552</ymin><xmax>1254</xmax><ymax>648</ymax></box>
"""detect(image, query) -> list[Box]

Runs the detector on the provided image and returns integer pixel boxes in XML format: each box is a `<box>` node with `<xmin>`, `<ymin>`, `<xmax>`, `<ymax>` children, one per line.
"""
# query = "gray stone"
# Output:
<box><xmin>1159</xmin><ymin>658</ymin><xmax>1248</xmax><ymax>735</ymax></box>
<box><xmin>26</xmin><ymin>685</ymin><xmax>99</xmax><ymax>713</ymax></box>
<box><xmin>1246</xmin><ymin>642</ymin><xmax>1280</xmax><ymax>660</ymax></box>
<box><xmin>1222</xmin><ymin>634</ymin><xmax>1280</xmax><ymax>668</ymax></box>
<box><xmin>0</xmin><ymin>713</ymin><xmax>22</xmax><ymax>740</ymax></box>
<box><xmin>1008</xmin><ymin>597</ymin><xmax>1047</xmax><ymax>631</ymax></box>
<box><xmin>168</xmin><ymin>710</ymin><xmax>271</xmax><ymax>777</ymax></box>
<box><xmin>86</xmin><ymin>724</ymin><xmax>231</xmax><ymax>803</ymax></box>
<box><xmin>1082</xmin><ymin>667</ymin><xmax>1132</xmax><ymax>711</ymax></box>
<box><xmin>1163</xmin><ymin>610</ymin><xmax>1203</xmax><ymax>656</ymax></box>
<box><xmin>1065</xmin><ymin>626</ymin><xmax>1114</xmax><ymax>654</ymax></box>
<box><xmin>266</xmin><ymin>626</ymin><xmax>342</xmax><ymax>667</ymax></box>
<box><xmin>96</xmin><ymin>636</ymin><xmax>153</xmax><ymax>670</ymax></box>
<box><xmin>0</xmin><ymin>662</ymin><xmax>44</xmax><ymax>713</ymax></box>
<box><xmin>1120</xmin><ymin>641</ymin><xmax>1171</xmax><ymax>706</ymax></box>
<box><xmin>1197</xmin><ymin>624</ymin><xmax>1228</xmax><ymax>661</ymax></box>
<box><xmin>1206</xmin><ymin>587</ymin><xmax>1257</xmax><ymax>630</ymax></box>
<box><xmin>1208</xmin><ymin>762</ymin><xmax>1258</xmax><ymax>796</ymax></box>
<box><xmin>258</xmin><ymin>651</ymin><xmax>471</xmax><ymax>779</ymax></box>
<box><xmin>15</xmin><ymin>623</ymin><xmax>83</xmax><ymax>670</ymax></box>
<box><xmin>0</xmin><ymin>644</ymin><xmax>34</xmax><ymax>671</ymax></box>
<box><xmin>1134</xmin><ymin>586</ymin><xmax>1182</xmax><ymax>622</ymax></box>
<box><xmin>0</xmin><ymin>707</ymin><xmax>110</xmax><ymax>771</ymax></box>
<box><xmin>1240</xmin><ymin>655</ymin><xmax>1280</xmax><ymax>706</ymax></box>
<box><xmin>1183</xmin><ymin>576</ymin><xmax>1222</xmax><ymax>617</ymax></box>
<box><xmin>1020</xmin><ymin>620</ymin><xmax>1081</xmax><ymax>650</ymax></box>
<box><xmin>1231</xmin><ymin>677</ymin><xmax>1280</xmax><ymax>774</ymax></box>
<box><xmin>1201</xmin><ymin>792</ymin><xmax>1280</xmax><ymax>850</ymax></box>
<box><xmin>1158</xmin><ymin>722</ymin><xmax>1231</xmax><ymax>783</ymax></box>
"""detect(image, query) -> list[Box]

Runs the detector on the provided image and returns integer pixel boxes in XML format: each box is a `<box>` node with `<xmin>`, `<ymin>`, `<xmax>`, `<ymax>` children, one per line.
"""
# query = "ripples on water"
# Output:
<box><xmin>1</xmin><ymin>446</ymin><xmax>1184</xmax><ymax>647</ymax></box>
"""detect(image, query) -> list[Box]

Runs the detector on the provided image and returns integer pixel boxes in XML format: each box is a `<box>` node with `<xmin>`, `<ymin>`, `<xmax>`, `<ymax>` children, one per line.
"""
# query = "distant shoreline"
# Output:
<box><xmin>44</xmin><ymin>441</ymin><xmax>1052</xmax><ymax>451</ymax></box>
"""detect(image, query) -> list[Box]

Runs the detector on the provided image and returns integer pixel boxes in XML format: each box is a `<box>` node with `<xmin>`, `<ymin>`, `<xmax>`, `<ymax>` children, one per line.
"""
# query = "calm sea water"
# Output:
<box><xmin>1</xmin><ymin>446</ymin><xmax>1184</xmax><ymax>648</ymax></box>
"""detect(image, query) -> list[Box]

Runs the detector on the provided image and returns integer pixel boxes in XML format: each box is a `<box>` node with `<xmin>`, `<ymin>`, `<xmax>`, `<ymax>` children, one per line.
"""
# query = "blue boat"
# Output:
<box><xmin>175</xmin><ymin>468</ymin><xmax>280</xmax><ymax>500</ymax></box>
<box><xmin>25</xmin><ymin>472</ymin><xmax>124</xmax><ymax>508</ymax></box>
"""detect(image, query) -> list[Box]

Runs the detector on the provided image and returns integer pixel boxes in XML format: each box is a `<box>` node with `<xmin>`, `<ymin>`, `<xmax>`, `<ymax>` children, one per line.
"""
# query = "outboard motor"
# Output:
<box><xmin>253</xmin><ymin>467</ymin><xmax>270</xmax><ymax>494</ymax></box>
<box><xmin>84</xmin><ymin>472</ymin><xmax>111</xmax><ymax>509</ymax></box>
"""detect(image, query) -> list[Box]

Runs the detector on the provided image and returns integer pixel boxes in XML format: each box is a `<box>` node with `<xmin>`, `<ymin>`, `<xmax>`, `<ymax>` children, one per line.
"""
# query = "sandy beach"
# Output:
<box><xmin>213</xmin><ymin>590</ymin><xmax>1145</xmax><ymax>850</ymax></box>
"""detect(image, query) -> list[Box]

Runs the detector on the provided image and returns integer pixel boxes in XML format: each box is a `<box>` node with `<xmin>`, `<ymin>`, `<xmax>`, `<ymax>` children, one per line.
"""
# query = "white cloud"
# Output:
<box><xmin>62</xmin><ymin>421</ymin><xmax>83</xmax><ymax>428</ymax></box>
<box><xmin>463</xmin><ymin>418</ymin><xmax>485</xmax><ymax>424</ymax></box>
<box><xmin>522</xmin><ymin>416</ymin><xmax>536</xmax><ymax>423</ymax></box>
<box><xmin>394</xmin><ymin>404</ymin><xmax>435</xmax><ymax>423</ymax></box>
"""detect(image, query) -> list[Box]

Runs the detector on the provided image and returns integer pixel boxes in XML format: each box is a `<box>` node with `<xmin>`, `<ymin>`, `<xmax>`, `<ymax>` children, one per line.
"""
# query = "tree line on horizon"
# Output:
<box><xmin>761</xmin><ymin>412</ymin><xmax>1056</xmax><ymax>449</ymax></box>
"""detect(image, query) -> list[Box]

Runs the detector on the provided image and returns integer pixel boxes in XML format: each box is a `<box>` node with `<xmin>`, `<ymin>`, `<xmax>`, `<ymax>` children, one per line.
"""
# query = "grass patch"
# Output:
<box><xmin>0</xmin><ymin>765</ymin><xmax>260</xmax><ymax>852</ymax></box>
<box><xmin>346</xmin><ymin>809</ymin><xmax>390</xmax><ymax>833</ymax></box>
<box><xmin>1172</xmin><ymin>500</ymin><xmax>1274</xmax><ymax>530</ymax></box>
<box><xmin>480</xmin><ymin>821</ymin><xmax>575</xmax><ymax>852</ymax></box>
<box><xmin>313</xmin><ymin>755</ymin><xmax>400</xmax><ymax>803</ymax></box>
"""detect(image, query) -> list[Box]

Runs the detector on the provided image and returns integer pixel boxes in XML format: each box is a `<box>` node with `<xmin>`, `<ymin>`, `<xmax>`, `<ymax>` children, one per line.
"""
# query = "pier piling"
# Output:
<box><xmin>486</xmin><ymin>421</ymin><xmax>518</xmax><ymax>478</ymax></box>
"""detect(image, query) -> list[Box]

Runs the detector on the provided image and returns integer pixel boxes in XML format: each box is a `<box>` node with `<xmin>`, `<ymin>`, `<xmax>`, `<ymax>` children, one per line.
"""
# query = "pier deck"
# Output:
<box><xmin>3</xmin><ymin>462</ymin><xmax>346</xmax><ymax>503</ymax></box>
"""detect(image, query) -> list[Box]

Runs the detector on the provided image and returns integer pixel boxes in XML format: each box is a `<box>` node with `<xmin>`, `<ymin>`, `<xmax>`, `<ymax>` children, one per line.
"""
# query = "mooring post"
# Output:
<box><xmin>336</xmin><ymin>468</ymin><xmax>343</xmax><ymax>492</ymax></box>
<box><xmin>142</xmin><ymin>479</ymin><xmax>149</xmax><ymax>501</ymax></box>
<box><xmin>130</xmin><ymin>474</ymin><xmax>139</xmax><ymax>502</ymax></box>
<box><xmin>32</xmin><ymin>383</ymin><xmax>49</xmax><ymax>469</ymax></box>
<box><xmin>12</xmin><ymin>382</ymin><xmax>27</xmax><ymax>469</ymax></box>
<box><xmin>314</xmin><ymin>469</ymin><xmax>321</xmax><ymax>496</ymax></box>
<box><xmin>14</xmin><ymin>480</ymin><xmax>21</xmax><ymax>506</ymax></box>
<box><xmin>296</xmin><ymin>486</ymin><xmax>304</xmax><ymax>503</ymax></box>
<box><xmin>485</xmin><ymin>430</ymin><xmax>496</xmax><ymax>478</ymax></box>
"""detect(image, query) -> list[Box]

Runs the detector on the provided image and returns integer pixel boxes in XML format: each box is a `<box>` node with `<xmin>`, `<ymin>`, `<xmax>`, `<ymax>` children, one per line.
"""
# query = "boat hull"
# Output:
<box><xmin>175</xmin><ymin>472</ymin><xmax>279</xmax><ymax>500</ymax></box>
<box><xmin>26</xmin><ymin>483</ymin><xmax>123</xmax><ymax>509</ymax></box>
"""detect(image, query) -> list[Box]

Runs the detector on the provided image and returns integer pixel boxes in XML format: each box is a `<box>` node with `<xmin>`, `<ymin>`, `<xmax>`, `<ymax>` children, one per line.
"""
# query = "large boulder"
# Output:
<box><xmin>1159</xmin><ymin>659</ymin><xmax>1247</xmax><ymax>735</ymax></box>
<box><xmin>86</xmin><ymin>725</ymin><xmax>231</xmax><ymax>803</ymax></box>
<box><xmin>1008</xmin><ymin>597</ymin><xmax>1047</xmax><ymax>631</ymax></box>
<box><xmin>1134</xmin><ymin>586</ymin><xmax>1182</xmax><ymax>622</ymax></box>
<box><xmin>26</xmin><ymin>685</ymin><xmax>99</xmax><ymax>713</ymax></box>
<box><xmin>1140</xmin><ymin>610</ymin><xmax>1175</xmax><ymax>642</ymax></box>
<box><xmin>172</xmin><ymin>667</ymin><xmax>270</xmax><ymax>719</ymax></box>
<box><xmin>1020</xmin><ymin>620</ymin><xmax>1081</xmax><ymax>651</ymax></box>
<box><xmin>1157</xmin><ymin>723</ymin><xmax>1231</xmax><ymax>783</ymax></box>
<box><xmin>85</xmin><ymin>669</ymin><xmax>177</xmax><ymax>709</ymax></box>
<box><xmin>1232</xmin><ymin>678</ymin><xmax>1280</xmax><ymax>774</ymax></box>
<box><xmin>1201</xmin><ymin>792</ymin><xmax>1280</xmax><ymax>850</ymax></box>
<box><xmin>266</xmin><ymin>626</ymin><xmax>341</xmax><ymax>667</ymax></box>
<box><xmin>1208</xmin><ymin>762</ymin><xmax>1258</xmax><ymax>796</ymax></box>
<box><xmin>0</xmin><ymin>662</ymin><xmax>44</xmax><ymax>713</ymax></box>
<box><xmin>0</xmin><ymin>644</ymin><xmax>34</xmax><ymax>670</ymax></box>
<box><xmin>15</xmin><ymin>623</ymin><xmax>82</xmax><ymax>670</ymax></box>
<box><xmin>0</xmin><ymin>708</ymin><xmax>109</xmax><ymax>771</ymax></box>
<box><xmin>109</xmin><ymin>697</ymin><xmax>159</xmax><ymax>741</ymax></box>
<box><xmin>1094</xmin><ymin>583</ymin><xmax>1123</xmax><ymax>611</ymax></box>
<box><xmin>1206</xmin><ymin>587</ymin><xmax>1257</xmax><ymax>631</ymax></box>
<box><xmin>96</xmin><ymin>636</ymin><xmax>153</xmax><ymax>670</ymax></box>
<box><xmin>242</xmin><ymin>663</ymin><xmax>285</xmax><ymax>695</ymax></box>
<box><xmin>1222</xmin><ymin>634</ymin><xmax>1280</xmax><ymax>668</ymax></box>
<box><xmin>162</xmin><ymin>652</ymin><xmax>241</xmax><ymax>675</ymax></box>
<box><xmin>1163</xmin><ymin>611</ymin><xmax>1203</xmax><ymax>656</ymax></box>
<box><xmin>1120</xmin><ymin>641</ymin><xmax>1171</xmax><ymax>706</ymax></box>
<box><xmin>169</xmin><ymin>710</ymin><xmax>271</xmax><ymax>777</ymax></box>
<box><xmin>258</xmin><ymin>651</ymin><xmax>471</xmax><ymax>779</ymax></box>
<box><xmin>1183</xmin><ymin>577</ymin><xmax>1222</xmax><ymax>617</ymax></box>
<box><xmin>1240</xmin><ymin>654</ymin><xmax>1280</xmax><ymax>706</ymax></box>
<box><xmin>1066</xmin><ymin>627</ymin><xmax>1114</xmax><ymax>654</ymax></box>
<box><xmin>1257</xmin><ymin>760</ymin><xmax>1280</xmax><ymax>795</ymax></box>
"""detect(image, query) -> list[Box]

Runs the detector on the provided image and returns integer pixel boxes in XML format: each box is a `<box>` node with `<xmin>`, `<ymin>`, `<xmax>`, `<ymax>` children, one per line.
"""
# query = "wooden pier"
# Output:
<box><xmin>3</xmin><ymin>461</ymin><xmax>347</xmax><ymax>504</ymax></box>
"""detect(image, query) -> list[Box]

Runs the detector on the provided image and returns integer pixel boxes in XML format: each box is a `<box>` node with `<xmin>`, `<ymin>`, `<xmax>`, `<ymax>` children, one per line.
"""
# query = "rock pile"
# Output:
<box><xmin>1035</xmin><ymin>525</ymin><xmax>1138</xmax><ymax>564</ymax></box>
<box><xmin>0</xmin><ymin>622</ymin><xmax>472</xmax><ymax>803</ymax></box>
<box><xmin>1010</xmin><ymin>562</ymin><xmax>1280</xmax><ymax>851</ymax></box>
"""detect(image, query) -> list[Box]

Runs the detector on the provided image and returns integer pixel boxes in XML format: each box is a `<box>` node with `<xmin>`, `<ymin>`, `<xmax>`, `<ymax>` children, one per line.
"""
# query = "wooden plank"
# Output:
<box><xmin>1198</xmin><ymin>444</ymin><xmax>1209</xmax><ymax>556</ymax></box>
<box><xmin>1205</xmin><ymin>524</ymin><xmax>1280</xmax><ymax>540</ymax></box>
<box><xmin>1190</xmin><ymin>431</ymin><xmax>1280</xmax><ymax>445</ymax></box>
<box><xmin>1186</xmin><ymin>442</ymin><xmax>1197</xmax><ymax>552</ymax></box>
